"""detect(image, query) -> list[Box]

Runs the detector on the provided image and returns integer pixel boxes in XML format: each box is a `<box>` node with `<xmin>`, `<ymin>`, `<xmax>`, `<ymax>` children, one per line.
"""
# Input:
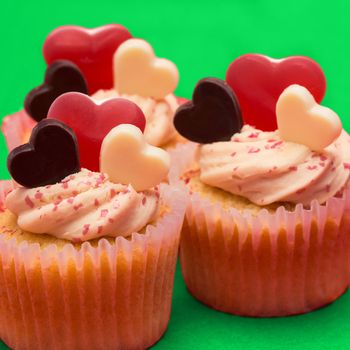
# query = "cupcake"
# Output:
<box><xmin>2</xmin><ymin>25</ymin><xmax>186</xmax><ymax>155</ymax></box>
<box><xmin>170</xmin><ymin>56</ymin><xmax>350</xmax><ymax>317</ymax></box>
<box><xmin>0</xmin><ymin>106</ymin><xmax>187</xmax><ymax>348</ymax></box>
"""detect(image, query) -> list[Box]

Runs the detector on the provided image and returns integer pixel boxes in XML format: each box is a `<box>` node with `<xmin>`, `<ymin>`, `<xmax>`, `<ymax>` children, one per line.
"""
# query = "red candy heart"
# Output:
<box><xmin>47</xmin><ymin>92</ymin><xmax>146</xmax><ymax>171</ymax></box>
<box><xmin>226</xmin><ymin>54</ymin><xmax>326</xmax><ymax>131</ymax></box>
<box><xmin>43</xmin><ymin>24</ymin><xmax>132</xmax><ymax>94</ymax></box>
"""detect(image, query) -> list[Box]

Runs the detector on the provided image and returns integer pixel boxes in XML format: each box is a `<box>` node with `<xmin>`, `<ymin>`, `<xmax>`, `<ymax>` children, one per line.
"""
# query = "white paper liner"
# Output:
<box><xmin>169</xmin><ymin>142</ymin><xmax>350</xmax><ymax>316</ymax></box>
<box><xmin>0</xmin><ymin>181</ymin><xmax>187</xmax><ymax>349</ymax></box>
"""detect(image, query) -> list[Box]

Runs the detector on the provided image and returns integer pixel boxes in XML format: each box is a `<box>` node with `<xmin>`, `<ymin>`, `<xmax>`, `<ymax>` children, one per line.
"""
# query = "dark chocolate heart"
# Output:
<box><xmin>7</xmin><ymin>119</ymin><xmax>80</xmax><ymax>188</ymax></box>
<box><xmin>173</xmin><ymin>78</ymin><xmax>243</xmax><ymax>143</ymax></box>
<box><xmin>24</xmin><ymin>60</ymin><xmax>88</xmax><ymax>122</ymax></box>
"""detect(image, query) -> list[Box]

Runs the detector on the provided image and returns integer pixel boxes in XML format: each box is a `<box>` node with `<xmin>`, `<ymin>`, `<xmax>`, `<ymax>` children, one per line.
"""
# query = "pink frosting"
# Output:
<box><xmin>199</xmin><ymin>125</ymin><xmax>350</xmax><ymax>205</ymax></box>
<box><xmin>92</xmin><ymin>89</ymin><xmax>178</xmax><ymax>146</ymax></box>
<box><xmin>5</xmin><ymin>169</ymin><xmax>160</xmax><ymax>242</ymax></box>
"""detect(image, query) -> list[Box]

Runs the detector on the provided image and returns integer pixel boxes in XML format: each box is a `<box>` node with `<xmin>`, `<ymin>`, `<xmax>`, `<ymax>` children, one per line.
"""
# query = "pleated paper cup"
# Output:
<box><xmin>0</xmin><ymin>181</ymin><xmax>187</xmax><ymax>350</ymax></box>
<box><xmin>169</xmin><ymin>143</ymin><xmax>350</xmax><ymax>317</ymax></box>
<box><xmin>2</xmin><ymin>110</ymin><xmax>35</xmax><ymax>151</ymax></box>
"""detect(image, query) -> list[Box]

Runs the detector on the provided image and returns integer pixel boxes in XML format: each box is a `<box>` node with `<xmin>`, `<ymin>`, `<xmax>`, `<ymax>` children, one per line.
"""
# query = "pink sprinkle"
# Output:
<box><xmin>326</xmin><ymin>184</ymin><xmax>331</xmax><ymax>193</ymax></box>
<box><xmin>94</xmin><ymin>199</ymin><xmax>99</xmax><ymax>206</ymax></box>
<box><xmin>142</xmin><ymin>197</ymin><xmax>147</xmax><ymax>205</ymax></box>
<box><xmin>248</xmin><ymin>147</ymin><xmax>260</xmax><ymax>154</ymax></box>
<box><xmin>319</xmin><ymin>162</ymin><xmax>325</xmax><ymax>168</ymax></box>
<box><xmin>289</xmin><ymin>166</ymin><xmax>298</xmax><ymax>171</ymax></box>
<box><xmin>121</xmin><ymin>188</ymin><xmax>130</xmax><ymax>194</ymax></box>
<box><xmin>95</xmin><ymin>174</ymin><xmax>106</xmax><ymax>187</ymax></box>
<box><xmin>82</xmin><ymin>224</ymin><xmax>90</xmax><ymax>236</ymax></box>
<box><xmin>110</xmin><ymin>189</ymin><xmax>117</xmax><ymax>197</ymax></box>
<box><xmin>248</xmin><ymin>132</ymin><xmax>259</xmax><ymax>138</ymax></box>
<box><xmin>271</xmin><ymin>141</ymin><xmax>283</xmax><ymax>149</ymax></box>
<box><xmin>34</xmin><ymin>191</ymin><xmax>43</xmax><ymax>200</ymax></box>
<box><xmin>62</xmin><ymin>174</ymin><xmax>75</xmax><ymax>183</ymax></box>
<box><xmin>233</xmin><ymin>166</ymin><xmax>239</xmax><ymax>172</ymax></box>
<box><xmin>54</xmin><ymin>198</ymin><xmax>62</xmax><ymax>206</ymax></box>
<box><xmin>307</xmin><ymin>165</ymin><xmax>318</xmax><ymax>171</ymax></box>
<box><xmin>97</xmin><ymin>226</ymin><xmax>103</xmax><ymax>234</ymax></box>
<box><xmin>67</xmin><ymin>198</ymin><xmax>74</xmax><ymax>204</ymax></box>
<box><xmin>100</xmin><ymin>209</ymin><xmax>108</xmax><ymax>218</ymax></box>
<box><xmin>320</xmin><ymin>155</ymin><xmax>328</xmax><ymax>161</ymax></box>
<box><xmin>108</xmin><ymin>218</ymin><xmax>114</xmax><ymax>223</ymax></box>
<box><xmin>62</xmin><ymin>182</ymin><xmax>69</xmax><ymax>189</ymax></box>
<box><xmin>73</xmin><ymin>203</ymin><xmax>83</xmax><ymax>211</ymax></box>
<box><xmin>53</xmin><ymin>205</ymin><xmax>58</xmax><ymax>212</ymax></box>
<box><xmin>230</xmin><ymin>152</ymin><xmax>237</xmax><ymax>157</ymax></box>
<box><xmin>344</xmin><ymin>162</ymin><xmax>350</xmax><ymax>170</ymax></box>
<box><xmin>267</xmin><ymin>139</ymin><xmax>276</xmax><ymax>143</ymax></box>
<box><xmin>25</xmin><ymin>196</ymin><xmax>34</xmax><ymax>208</ymax></box>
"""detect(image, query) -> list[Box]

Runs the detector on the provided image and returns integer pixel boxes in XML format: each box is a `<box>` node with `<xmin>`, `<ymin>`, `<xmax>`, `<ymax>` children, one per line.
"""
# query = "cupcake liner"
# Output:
<box><xmin>2</xmin><ymin>110</ymin><xmax>35</xmax><ymax>152</ymax></box>
<box><xmin>2</xmin><ymin>96</ymin><xmax>187</xmax><ymax>153</ymax></box>
<box><xmin>169</xmin><ymin>142</ymin><xmax>350</xmax><ymax>316</ymax></box>
<box><xmin>0</xmin><ymin>181</ymin><xmax>187</xmax><ymax>349</ymax></box>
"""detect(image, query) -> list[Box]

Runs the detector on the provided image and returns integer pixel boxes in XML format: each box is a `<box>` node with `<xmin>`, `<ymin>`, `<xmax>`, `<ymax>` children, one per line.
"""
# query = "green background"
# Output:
<box><xmin>1</xmin><ymin>0</ymin><xmax>350</xmax><ymax>349</ymax></box>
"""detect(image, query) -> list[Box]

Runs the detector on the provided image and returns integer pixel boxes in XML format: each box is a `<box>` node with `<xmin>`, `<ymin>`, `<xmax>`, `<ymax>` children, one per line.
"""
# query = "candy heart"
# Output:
<box><xmin>173</xmin><ymin>78</ymin><xmax>242</xmax><ymax>143</ymax></box>
<box><xmin>43</xmin><ymin>24</ymin><xmax>132</xmax><ymax>94</ymax></box>
<box><xmin>114</xmin><ymin>38</ymin><xmax>179</xmax><ymax>100</ymax></box>
<box><xmin>276</xmin><ymin>84</ymin><xmax>342</xmax><ymax>151</ymax></box>
<box><xmin>24</xmin><ymin>60</ymin><xmax>88</xmax><ymax>122</ymax></box>
<box><xmin>226</xmin><ymin>54</ymin><xmax>326</xmax><ymax>131</ymax></box>
<box><xmin>7</xmin><ymin>119</ymin><xmax>80</xmax><ymax>188</ymax></box>
<box><xmin>100</xmin><ymin>124</ymin><xmax>170</xmax><ymax>191</ymax></box>
<box><xmin>48</xmin><ymin>92</ymin><xmax>146</xmax><ymax>171</ymax></box>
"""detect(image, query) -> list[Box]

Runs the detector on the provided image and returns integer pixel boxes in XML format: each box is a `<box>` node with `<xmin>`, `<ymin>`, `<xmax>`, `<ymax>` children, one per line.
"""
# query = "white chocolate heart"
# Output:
<box><xmin>100</xmin><ymin>124</ymin><xmax>170</xmax><ymax>191</ymax></box>
<box><xmin>113</xmin><ymin>38</ymin><xmax>179</xmax><ymax>100</ymax></box>
<box><xmin>276</xmin><ymin>84</ymin><xmax>342</xmax><ymax>151</ymax></box>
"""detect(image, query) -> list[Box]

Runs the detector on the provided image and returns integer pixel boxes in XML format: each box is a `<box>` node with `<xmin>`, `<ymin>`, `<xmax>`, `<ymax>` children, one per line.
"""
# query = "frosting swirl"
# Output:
<box><xmin>5</xmin><ymin>169</ymin><xmax>159</xmax><ymax>242</ymax></box>
<box><xmin>199</xmin><ymin>125</ymin><xmax>350</xmax><ymax>205</ymax></box>
<box><xmin>92</xmin><ymin>89</ymin><xmax>178</xmax><ymax>146</ymax></box>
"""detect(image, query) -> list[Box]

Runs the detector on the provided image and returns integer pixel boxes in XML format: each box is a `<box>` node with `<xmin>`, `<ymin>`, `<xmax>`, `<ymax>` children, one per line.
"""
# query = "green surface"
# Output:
<box><xmin>1</xmin><ymin>0</ymin><xmax>350</xmax><ymax>349</ymax></box>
